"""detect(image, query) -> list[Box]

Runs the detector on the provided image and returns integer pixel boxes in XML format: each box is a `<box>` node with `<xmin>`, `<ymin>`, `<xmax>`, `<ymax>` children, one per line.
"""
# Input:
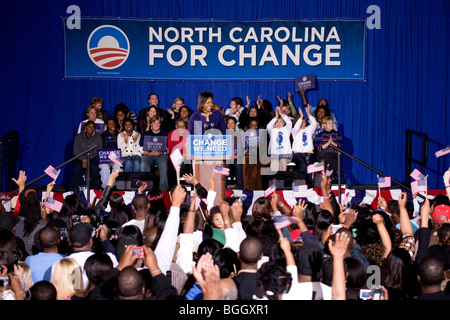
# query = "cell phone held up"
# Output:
<box><xmin>136</xmin><ymin>180</ymin><xmax>144</xmax><ymax>187</ymax></box>
<box><xmin>132</xmin><ymin>247</ymin><xmax>145</xmax><ymax>258</ymax></box>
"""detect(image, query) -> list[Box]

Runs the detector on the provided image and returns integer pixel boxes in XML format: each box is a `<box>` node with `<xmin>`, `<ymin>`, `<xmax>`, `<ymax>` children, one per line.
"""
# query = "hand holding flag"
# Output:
<box><xmin>44</xmin><ymin>165</ymin><xmax>61</xmax><ymax>181</ymax></box>
<box><xmin>264</xmin><ymin>183</ymin><xmax>276</xmax><ymax>198</ymax></box>
<box><xmin>292</xmin><ymin>184</ymin><xmax>308</xmax><ymax>198</ymax></box>
<box><xmin>44</xmin><ymin>197</ymin><xmax>63</xmax><ymax>212</ymax></box>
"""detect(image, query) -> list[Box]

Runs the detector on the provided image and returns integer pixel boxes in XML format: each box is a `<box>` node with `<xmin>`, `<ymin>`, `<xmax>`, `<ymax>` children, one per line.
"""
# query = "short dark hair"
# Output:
<box><xmin>132</xmin><ymin>194</ymin><xmax>149</xmax><ymax>211</ymax></box>
<box><xmin>85</xmin><ymin>120</ymin><xmax>95</xmax><ymax>127</ymax></box>
<box><xmin>231</xmin><ymin>97</ymin><xmax>243</xmax><ymax>107</ymax></box>
<box><xmin>239</xmin><ymin>236</ymin><xmax>263</xmax><ymax>265</ymax></box>
<box><xmin>38</xmin><ymin>226</ymin><xmax>60</xmax><ymax>249</ymax></box>
<box><xmin>418</xmin><ymin>256</ymin><xmax>444</xmax><ymax>287</ymax></box>
<box><xmin>30</xmin><ymin>281</ymin><xmax>57</xmax><ymax>300</ymax></box>
<box><xmin>116</xmin><ymin>266</ymin><xmax>144</xmax><ymax>299</ymax></box>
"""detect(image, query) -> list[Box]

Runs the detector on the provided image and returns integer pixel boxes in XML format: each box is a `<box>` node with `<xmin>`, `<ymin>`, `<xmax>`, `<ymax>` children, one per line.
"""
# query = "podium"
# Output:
<box><xmin>187</xmin><ymin>133</ymin><xmax>232</xmax><ymax>207</ymax></box>
<box><xmin>192</xmin><ymin>159</ymin><xmax>227</xmax><ymax>207</ymax></box>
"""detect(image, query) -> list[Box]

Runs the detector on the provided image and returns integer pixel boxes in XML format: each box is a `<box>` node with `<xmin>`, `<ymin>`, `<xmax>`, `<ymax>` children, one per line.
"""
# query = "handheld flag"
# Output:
<box><xmin>292</xmin><ymin>185</ymin><xmax>308</xmax><ymax>198</ymax></box>
<box><xmin>411</xmin><ymin>179</ymin><xmax>427</xmax><ymax>196</ymax></box>
<box><xmin>307</xmin><ymin>162</ymin><xmax>324</xmax><ymax>174</ymax></box>
<box><xmin>44</xmin><ymin>165</ymin><xmax>61</xmax><ymax>180</ymax></box>
<box><xmin>435</xmin><ymin>146</ymin><xmax>450</xmax><ymax>158</ymax></box>
<box><xmin>108</xmin><ymin>151</ymin><xmax>123</xmax><ymax>167</ymax></box>
<box><xmin>213</xmin><ymin>166</ymin><xmax>230</xmax><ymax>176</ymax></box>
<box><xmin>377</xmin><ymin>176</ymin><xmax>391</xmax><ymax>189</ymax></box>
<box><xmin>264</xmin><ymin>183</ymin><xmax>276</xmax><ymax>198</ymax></box>
<box><xmin>44</xmin><ymin>197</ymin><xmax>63</xmax><ymax>212</ymax></box>
<box><xmin>170</xmin><ymin>148</ymin><xmax>184</xmax><ymax>170</ymax></box>
<box><xmin>273</xmin><ymin>215</ymin><xmax>299</xmax><ymax>230</ymax></box>
<box><xmin>410</xmin><ymin>169</ymin><xmax>425</xmax><ymax>181</ymax></box>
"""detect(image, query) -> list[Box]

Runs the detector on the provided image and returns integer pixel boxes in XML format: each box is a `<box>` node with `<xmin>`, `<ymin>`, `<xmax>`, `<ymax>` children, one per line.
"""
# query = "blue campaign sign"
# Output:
<box><xmin>98</xmin><ymin>149</ymin><xmax>122</xmax><ymax>164</ymax></box>
<box><xmin>143</xmin><ymin>135</ymin><xmax>168</xmax><ymax>152</ymax></box>
<box><xmin>64</xmin><ymin>18</ymin><xmax>365</xmax><ymax>80</ymax></box>
<box><xmin>188</xmin><ymin>134</ymin><xmax>232</xmax><ymax>159</ymax></box>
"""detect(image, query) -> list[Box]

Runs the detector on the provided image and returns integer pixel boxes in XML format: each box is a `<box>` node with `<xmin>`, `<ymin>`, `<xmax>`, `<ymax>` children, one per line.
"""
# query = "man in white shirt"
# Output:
<box><xmin>284</xmin><ymin>243</ymin><xmax>332</xmax><ymax>300</ymax></box>
<box><xmin>68</xmin><ymin>223</ymin><xmax>118</xmax><ymax>289</ymax></box>
<box><xmin>121</xmin><ymin>194</ymin><xmax>149</xmax><ymax>234</ymax></box>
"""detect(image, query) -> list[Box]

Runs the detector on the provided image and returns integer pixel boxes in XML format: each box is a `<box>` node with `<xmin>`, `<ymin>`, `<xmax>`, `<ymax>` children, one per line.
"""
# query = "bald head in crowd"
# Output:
<box><xmin>238</xmin><ymin>236</ymin><xmax>263</xmax><ymax>265</ymax></box>
<box><xmin>116</xmin><ymin>266</ymin><xmax>145</xmax><ymax>300</ymax></box>
<box><xmin>38</xmin><ymin>226</ymin><xmax>60</xmax><ymax>252</ymax></box>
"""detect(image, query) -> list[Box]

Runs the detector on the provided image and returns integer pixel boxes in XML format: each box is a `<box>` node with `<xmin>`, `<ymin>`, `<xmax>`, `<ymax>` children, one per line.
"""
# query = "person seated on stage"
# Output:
<box><xmin>137</xmin><ymin>93</ymin><xmax>171</xmax><ymax>133</ymax></box>
<box><xmin>139</xmin><ymin>105</ymin><xmax>158</xmax><ymax>136</ymax></box>
<box><xmin>91</xmin><ymin>96</ymin><xmax>109</xmax><ymax>122</ymax></box>
<box><xmin>114</xmin><ymin>103</ymin><xmax>138</xmax><ymax>132</ymax></box>
<box><xmin>314</xmin><ymin>116</ymin><xmax>343</xmax><ymax>180</ymax></box>
<box><xmin>99</xmin><ymin>118</ymin><xmax>122</xmax><ymax>189</ymax></box>
<box><xmin>71</xmin><ymin>120</ymin><xmax>103</xmax><ymax>191</ymax></box>
<box><xmin>77</xmin><ymin>105</ymin><xmax>106</xmax><ymax>135</ymax></box>
<box><xmin>225</xmin><ymin>97</ymin><xmax>244</xmax><ymax>123</ymax></box>
<box><xmin>117</xmin><ymin>119</ymin><xmax>141</xmax><ymax>173</ymax></box>
<box><xmin>291</xmin><ymin>104</ymin><xmax>317</xmax><ymax>187</ymax></box>
<box><xmin>166</xmin><ymin>97</ymin><xmax>186</xmax><ymax>128</ymax></box>
<box><xmin>225</xmin><ymin>116</ymin><xmax>244</xmax><ymax>190</ymax></box>
<box><xmin>267</xmin><ymin>106</ymin><xmax>293</xmax><ymax>173</ymax></box>
<box><xmin>141</xmin><ymin>116</ymin><xmax>170</xmax><ymax>191</ymax></box>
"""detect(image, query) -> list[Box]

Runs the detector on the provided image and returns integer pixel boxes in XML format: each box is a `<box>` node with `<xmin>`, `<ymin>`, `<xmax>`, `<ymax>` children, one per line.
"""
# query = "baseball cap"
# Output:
<box><xmin>0</xmin><ymin>212</ymin><xmax>20</xmax><ymax>231</ymax></box>
<box><xmin>294</xmin><ymin>243</ymin><xmax>324</xmax><ymax>276</ymax></box>
<box><xmin>432</xmin><ymin>204</ymin><xmax>450</xmax><ymax>223</ymax></box>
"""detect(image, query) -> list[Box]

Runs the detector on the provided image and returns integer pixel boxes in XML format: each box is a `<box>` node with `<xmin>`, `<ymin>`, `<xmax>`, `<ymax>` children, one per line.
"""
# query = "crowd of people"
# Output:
<box><xmin>0</xmin><ymin>160</ymin><xmax>449</xmax><ymax>300</ymax></box>
<box><xmin>69</xmin><ymin>90</ymin><xmax>341</xmax><ymax>192</ymax></box>
<box><xmin>0</xmin><ymin>90</ymin><xmax>449</xmax><ymax>302</ymax></box>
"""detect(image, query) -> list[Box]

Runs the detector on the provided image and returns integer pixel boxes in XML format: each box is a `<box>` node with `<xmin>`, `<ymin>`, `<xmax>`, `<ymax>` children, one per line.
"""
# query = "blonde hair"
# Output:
<box><xmin>172</xmin><ymin>97</ymin><xmax>185</xmax><ymax>109</ymax></box>
<box><xmin>50</xmin><ymin>258</ymin><xmax>84</xmax><ymax>300</ymax></box>
<box><xmin>18</xmin><ymin>261</ymin><xmax>34</xmax><ymax>290</ymax></box>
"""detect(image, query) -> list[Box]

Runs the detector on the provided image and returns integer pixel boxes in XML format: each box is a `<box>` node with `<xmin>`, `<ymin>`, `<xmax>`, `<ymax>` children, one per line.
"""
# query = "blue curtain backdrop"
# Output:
<box><xmin>0</xmin><ymin>0</ymin><xmax>449</xmax><ymax>189</ymax></box>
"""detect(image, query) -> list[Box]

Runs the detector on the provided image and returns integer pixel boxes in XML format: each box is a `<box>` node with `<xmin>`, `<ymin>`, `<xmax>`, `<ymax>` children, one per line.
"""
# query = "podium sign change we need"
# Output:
<box><xmin>188</xmin><ymin>134</ymin><xmax>233</xmax><ymax>159</ymax></box>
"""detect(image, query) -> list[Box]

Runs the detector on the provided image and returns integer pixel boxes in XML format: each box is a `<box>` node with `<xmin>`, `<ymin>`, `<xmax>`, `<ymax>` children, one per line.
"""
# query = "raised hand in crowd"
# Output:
<box><xmin>192</xmin><ymin>252</ymin><xmax>221</xmax><ymax>300</ymax></box>
<box><xmin>12</xmin><ymin>170</ymin><xmax>27</xmax><ymax>194</ymax></box>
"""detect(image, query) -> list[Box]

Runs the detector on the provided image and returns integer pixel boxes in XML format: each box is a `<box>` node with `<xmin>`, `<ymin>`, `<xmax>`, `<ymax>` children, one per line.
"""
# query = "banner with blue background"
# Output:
<box><xmin>64</xmin><ymin>18</ymin><xmax>365</xmax><ymax>80</ymax></box>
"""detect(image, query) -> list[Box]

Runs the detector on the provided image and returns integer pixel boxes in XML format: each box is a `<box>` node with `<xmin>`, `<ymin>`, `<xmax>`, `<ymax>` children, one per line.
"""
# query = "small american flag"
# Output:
<box><xmin>170</xmin><ymin>148</ymin><xmax>184</xmax><ymax>170</ymax></box>
<box><xmin>307</xmin><ymin>162</ymin><xmax>324</xmax><ymax>174</ymax></box>
<box><xmin>213</xmin><ymin>166</ymin><xmax>230</xmax><ymax>176</ymax></box>
<box><xmin>264</xmin><ymin>183</ymin><xmax>276</xmax><ymax>198</ymax></box>
<box><xmin>292</xmin><ymin>185</ymin><xmax>308</xmax><ymax>198</ymax></box>
<box><xmin>108</xmin><ymin>151</ymin><xmax>123</xmax><ymax>167</ymax></box>
<box><xmin>194</xmin><ymin>197</ymin><xmax>207</xmax><ymax>210</ymax></box>
<box><xmin>410</xmin><ymin>169</ymin><xmax>425</xmax><ymax>181</ymax></box>
<box><xmin>44</xmin><ymin>197</ymin><xmax>63</xmax><ymax>212</ymax></box>
<box><xmin>378</xmin><ymin>176</ymin><xmax>391</xmax><ymax>188</ymax></box>
<box><xmin>435</xmin><ymin>146</ymin><xmax>450</xmax><ymax>158</ymax></box>
<box><xmin>273</xmin><ymin>215</ymin><xmax>299</xmax><ymax>230</ymax></box>
<box><xmin>411</xmin><ymin>179</ymin><xmax>427</xmax><ymax>195</ymax></box>
<box><xmin>44</xmin><ymin>165</ymin><xmax>60</xmax><ymax>180</ymax></box>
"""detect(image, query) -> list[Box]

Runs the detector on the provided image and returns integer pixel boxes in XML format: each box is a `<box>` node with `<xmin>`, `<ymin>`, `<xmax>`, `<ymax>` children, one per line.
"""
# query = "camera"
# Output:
<box><xmin>132</xmin><ymin>247</ymin><xmax>144</xmax><ymax>258</ymax></box>
<box><xmin>136</xmin><ymin>180</ymin><xmax>144</xmax><ymax>187</ymax></box>
<box><xmin>59</xmin><ymin>228</ymin><xmax>67</xmax><ymax>240</ymax></box>
<box><xmin>331</xmin><ymin>224</ymin><xmax>342</xmax><ymax>233</ymax></box>
<box><xmin>0</xmin><ymin>276</ymin><xmax>9</xmax><ymax>288</ymax></box>
<box><xmin>73</xmin><ymin>215</ymin><xmax>82</xmax><ymax>223</ymax></box>
<box><xmin>359</xmin><ymin>288</ymin><xmax>385</xmax><ymax>300</ymax></box>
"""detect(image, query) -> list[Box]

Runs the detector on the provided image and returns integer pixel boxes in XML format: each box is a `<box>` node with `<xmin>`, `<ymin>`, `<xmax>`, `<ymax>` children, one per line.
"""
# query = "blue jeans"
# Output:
<box><xmin>141</xmin><ymin>154</ymin><xmax>169</xmax><ymax>190</ymax></box>
<box><xmin>123</xmin><ymin>155</ymin><xmax>141</xmax><ymax>172</ymax></box>
<box><xmin>293</xmin><ymin>152</ymin><xmax>312</xmax><ymax>186</ymax></box>
<box><xmin>99</xmin><ymin>163</ymin><xmax>122</xmax><ymax>189</ymax></box>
